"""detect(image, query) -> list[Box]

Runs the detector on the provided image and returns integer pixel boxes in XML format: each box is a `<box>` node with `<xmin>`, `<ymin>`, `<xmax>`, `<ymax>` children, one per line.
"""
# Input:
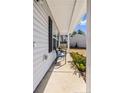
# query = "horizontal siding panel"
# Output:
<box><xmin>33</xmin><ymin>23</ymin><xmax>48</xmax><ymax>35</ymax></box>
<box><xmin>33</xmin><ymin>16</ymin><xmax>47</xmax><ymax>30</ymax></box>
<box><xmin>33</xmin><ymin>24</ymin><xmax>48</xmax><ymax>36</ymax></box>
<box><xmin>33</xmin><ymin>6</ymin><xmax>48</xmax><ymax>25</ymax></box>
<box><xmin>33</xmin><ymin>21</ymin><xmax>47</xmax><ymax>31</ymax></box>
<box><xmin>33</xmin><ymin>17</ymin><xmax>48</xmax><ymax>30</ymax></box>
<box><xmin>34</xmin><ymin>2</ymin><xmax>48</xmax><ymax>21</ymax></box>
<box><xmin>33</xmin><ymin>10</ymin><xmax>47</xmax><ymax>27</ymax></box>
<box><xmin>33</xmin><ymin>25</ymin><xmax>48</xmax><ymax>36</ymax></box>
<box><xmin>33</xmin><ymin>34</ymin><xmax>48</xmax><ymax>42</ymax></box>
<box><xmin>33</xmin><ymin>33</ymin><xmax>48</xmax><ymax>40</ymax></box>
<box><xmin>33</xmin><ymin>2</ymin><xmax>48</xmax><ymax>22</ymax></box>
<box><xmin>33</xmin><ymin>35</ymin><xmax>48</xmax><ymax>41</ymax></box>
<box><xmin>33</xmin><ymin>46</ymin><xmax>48</xmax><ymax>50</ymax></box>
<box><xmin>33</xmin><ymin>1</ymin><xmax>57</xmax><ymax>91</ymax></box>
<box><xmin>33</xmin><ymin>47</ymin><xmax>48</xmax><ymax>53</ymax></box>
<box><xmin>33</xmin><ymin>49</ymin><xmax>48</xmax><ymax>56</ymax></box>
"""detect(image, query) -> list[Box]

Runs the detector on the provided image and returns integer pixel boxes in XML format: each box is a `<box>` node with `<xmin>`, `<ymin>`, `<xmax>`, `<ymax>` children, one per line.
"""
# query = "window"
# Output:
<box><xmin>48</xmin><ymin>16</ymin><xmax>52</xmax><ymax>52</ymax></box>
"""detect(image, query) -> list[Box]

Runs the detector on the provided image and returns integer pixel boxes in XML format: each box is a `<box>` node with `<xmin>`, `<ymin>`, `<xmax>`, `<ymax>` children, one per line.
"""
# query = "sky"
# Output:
<box><xmin>74</xmin><ymin>14</ymin><xmax>87</xmax><ymax>32</ymax></box>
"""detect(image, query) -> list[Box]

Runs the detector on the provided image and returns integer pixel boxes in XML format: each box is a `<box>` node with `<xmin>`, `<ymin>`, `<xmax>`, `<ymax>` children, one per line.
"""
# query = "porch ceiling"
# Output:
<box><xmin>46</xmin><ymin>0</ymin><xmax>87</xmax><ymax>35</ymax></box>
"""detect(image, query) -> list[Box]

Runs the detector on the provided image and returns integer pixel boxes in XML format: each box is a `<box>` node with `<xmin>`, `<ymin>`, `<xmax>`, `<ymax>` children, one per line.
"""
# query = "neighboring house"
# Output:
<box><xmin>70</xmin><ymin>34</ymin><xmax>86</xmax><ymax>48</ymax></box>
<box><xmin>33</xmin><ymin>0</ymin><xmax>59</xmax><ymax>91</ymax></box>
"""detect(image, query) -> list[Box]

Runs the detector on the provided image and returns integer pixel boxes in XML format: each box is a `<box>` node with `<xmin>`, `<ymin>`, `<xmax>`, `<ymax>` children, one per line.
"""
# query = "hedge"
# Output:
<box><xmin>70</xmin><ymin>52</ymin><xmax>86</xmax><ymax>72</ymax></box>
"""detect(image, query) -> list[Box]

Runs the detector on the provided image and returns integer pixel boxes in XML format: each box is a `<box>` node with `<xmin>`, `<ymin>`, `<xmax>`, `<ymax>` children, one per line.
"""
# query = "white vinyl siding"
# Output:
<box><xmin>33</xmin><ymin>1</ymin><xmax>57</xmax><ymax>91</ymax></box>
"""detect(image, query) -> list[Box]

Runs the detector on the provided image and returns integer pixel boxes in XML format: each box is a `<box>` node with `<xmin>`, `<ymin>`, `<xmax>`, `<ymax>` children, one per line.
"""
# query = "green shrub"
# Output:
<box><xmin>78</xmin><ymin>63</ymin><xmax>86</xmax><ymax>72</ymax></box>
<box><xmin>70</xmin><ymin>52</ymin><xmax>86</xmax><ymax>72</ymax></box>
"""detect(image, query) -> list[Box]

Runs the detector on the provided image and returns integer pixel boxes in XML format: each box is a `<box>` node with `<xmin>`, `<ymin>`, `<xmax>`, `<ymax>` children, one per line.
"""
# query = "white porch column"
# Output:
<box><xmin>58</xmin><ymin>35</ymin><xmax>60</xmax><ymax>47</ymax></box>
<box><xmin>86</xmin><ymin>0</ymin><xmax>91</xmax><ymax>92</ymax></box>
<box><xmin>67</xmin><ymin>34</ymin><xmax>70</xmax><ymax>51</ymax></box>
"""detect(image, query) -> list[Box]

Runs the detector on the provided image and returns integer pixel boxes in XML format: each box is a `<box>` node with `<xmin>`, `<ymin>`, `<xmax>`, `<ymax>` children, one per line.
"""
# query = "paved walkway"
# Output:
<box><xmin>34</xmin><ymin>53</ymin><xmax>86</xmax><ymax>93</ymax></box>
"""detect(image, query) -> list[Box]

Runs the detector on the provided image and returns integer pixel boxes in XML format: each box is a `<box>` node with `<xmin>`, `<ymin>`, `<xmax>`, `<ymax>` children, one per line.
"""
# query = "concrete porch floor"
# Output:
<box><xmin>34</xmin><ymin>53</ymin><xmax>86</xmax><ymax>93</ymax></box>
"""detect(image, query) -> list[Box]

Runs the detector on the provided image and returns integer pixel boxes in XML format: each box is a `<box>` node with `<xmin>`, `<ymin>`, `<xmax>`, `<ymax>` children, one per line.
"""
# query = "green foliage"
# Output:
<box><xmin>78</xmin><ymin>30</ymin><xmax>84</xmax><ymax>35</ymax></box>
<box><xmin>70</xmin><ymin>52</ymin><xmax>86</xmax><ymax>72</ymax></box>
<box><xmin>71</xmin><ymin>30</ymin><xmax>85</xmax><ymax>37</ymax></box>
<box><xmin>77</xmin><ymin>63</ymin><xmax>86</xmax><ymax>72</ymax></box>
<box><xmin>71</xmin><ymin>31</ymin><xmax>77</xmax><ymax>36</ymax></box>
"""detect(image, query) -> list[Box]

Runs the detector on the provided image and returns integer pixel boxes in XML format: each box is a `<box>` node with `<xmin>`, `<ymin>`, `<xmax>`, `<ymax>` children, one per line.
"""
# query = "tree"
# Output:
<box><xmin>72</xmin><ymin>31</ymin><xmax>77</xmax><ymax>35</ymax></box>
<box><xmin>71</xmin><ymin>31</ymin><xmax>77</xmax><ymax>37</ymax></box>
<box><xmin>78</xmin><ymin>30</ymin><xmax>83</xmax><ymax>34</ymax></box>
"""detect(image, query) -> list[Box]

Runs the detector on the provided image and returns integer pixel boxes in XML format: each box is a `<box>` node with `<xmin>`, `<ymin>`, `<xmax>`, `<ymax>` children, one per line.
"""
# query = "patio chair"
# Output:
<box><xmin>55</xmin><ymin>48</ymin><xmax>67</xmax><ymax>64</ymax></box>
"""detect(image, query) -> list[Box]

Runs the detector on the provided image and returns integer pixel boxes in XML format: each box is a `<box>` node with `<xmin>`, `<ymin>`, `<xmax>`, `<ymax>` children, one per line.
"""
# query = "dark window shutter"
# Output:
<box><xmin>48</xmin><ymin>16</ymin><xmax>52</xmax><ymax>52</ymax></box>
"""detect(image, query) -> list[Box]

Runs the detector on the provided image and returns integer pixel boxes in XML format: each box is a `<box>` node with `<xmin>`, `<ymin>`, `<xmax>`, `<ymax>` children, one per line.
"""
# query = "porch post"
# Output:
<box><xmin>58</xmin><ymin>35</ymin><xmax>60</xmax><ymax>47</ymax></box>
<box><xmin>67</xmin><ymin>33</ymin><xmax>70</xmax><ymax>51</ymax></box>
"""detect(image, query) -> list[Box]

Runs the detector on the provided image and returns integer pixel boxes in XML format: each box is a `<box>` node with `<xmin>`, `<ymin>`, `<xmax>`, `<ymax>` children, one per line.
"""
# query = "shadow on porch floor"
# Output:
<box><xmin>34</xmin><ymin>53</ymin><xmax>86</xmax><ymax>93</ymax></box>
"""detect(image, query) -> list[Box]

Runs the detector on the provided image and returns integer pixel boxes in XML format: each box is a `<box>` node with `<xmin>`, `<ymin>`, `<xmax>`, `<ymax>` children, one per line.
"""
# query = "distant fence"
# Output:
<box><xmin>70</xmin><ymin>34</ymin><xmax>86</xmax><ymax>48</ymax></box>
